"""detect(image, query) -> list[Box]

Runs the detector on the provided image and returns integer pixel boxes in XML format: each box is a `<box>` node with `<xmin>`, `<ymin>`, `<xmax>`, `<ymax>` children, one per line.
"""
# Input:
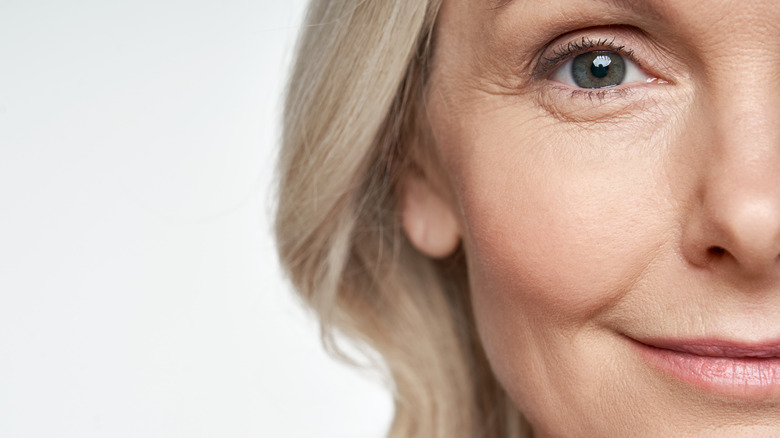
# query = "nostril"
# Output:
<box><xmin>708</xmin><ymin>246</ymin><xmax>726</xmax><ymax>257</ymax></box>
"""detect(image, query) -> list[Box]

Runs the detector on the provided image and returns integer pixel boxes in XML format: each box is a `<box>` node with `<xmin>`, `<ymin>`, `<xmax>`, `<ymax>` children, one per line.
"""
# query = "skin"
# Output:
<box><xmin>401</xmin><ymin>0</ymin><xmax>780</xmax><ymax>436</ymax></box>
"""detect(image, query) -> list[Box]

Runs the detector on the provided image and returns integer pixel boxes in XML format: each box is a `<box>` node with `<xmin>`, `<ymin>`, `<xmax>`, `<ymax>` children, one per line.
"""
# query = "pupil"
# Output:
<box><xmin>590</xmin><ymin>55</ymin><xmax>611</xmax><ymax>79</ymax></box>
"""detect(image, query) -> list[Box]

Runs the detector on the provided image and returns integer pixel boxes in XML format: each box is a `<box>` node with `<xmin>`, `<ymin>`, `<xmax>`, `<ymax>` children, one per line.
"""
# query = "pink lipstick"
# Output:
<box><xmin>630</xmin><ymin>337</ymin><xmax>780</xmax><ymax>397</ymax></box>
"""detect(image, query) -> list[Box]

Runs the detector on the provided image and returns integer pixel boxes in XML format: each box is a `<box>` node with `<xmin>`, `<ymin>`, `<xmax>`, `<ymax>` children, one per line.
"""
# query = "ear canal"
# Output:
<box><xmin>401</xmin><ymin>175</ymin><xmax>461</xmax><ymax>258</ymax></box>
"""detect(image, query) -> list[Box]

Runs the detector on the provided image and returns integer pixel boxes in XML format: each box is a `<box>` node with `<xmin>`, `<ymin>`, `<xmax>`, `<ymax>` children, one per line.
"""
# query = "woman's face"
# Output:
<box><xmin>417</xmin><ymin>0</ymin><xmax>780</xmax><ymax>435</ymax></box>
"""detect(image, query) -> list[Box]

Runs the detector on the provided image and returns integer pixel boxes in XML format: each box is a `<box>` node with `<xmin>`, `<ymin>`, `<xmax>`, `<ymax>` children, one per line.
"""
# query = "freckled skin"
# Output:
<box><xmin>426</xmin><ymin>0</ymin><xmax>780</xmax><ymax>435</ymax></box>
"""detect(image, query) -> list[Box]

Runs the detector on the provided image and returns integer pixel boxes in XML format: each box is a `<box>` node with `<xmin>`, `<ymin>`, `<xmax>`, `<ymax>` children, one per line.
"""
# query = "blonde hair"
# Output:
<box><xmin>275</xmin><ymin>1</ymin><xmax>530</xmax><ymax>436</ymax></box>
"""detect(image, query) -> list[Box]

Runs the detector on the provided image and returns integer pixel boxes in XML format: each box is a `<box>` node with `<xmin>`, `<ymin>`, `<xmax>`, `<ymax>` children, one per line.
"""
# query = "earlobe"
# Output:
<box><xmin>400</xmin><ymin>174</ymin><xmax>461</xmax><ymax>259</ymax></box>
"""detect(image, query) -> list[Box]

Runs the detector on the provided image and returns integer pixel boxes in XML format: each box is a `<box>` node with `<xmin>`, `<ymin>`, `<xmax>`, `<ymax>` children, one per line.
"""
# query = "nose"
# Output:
<box><xmin>682</xmin><ymin>91</ymin><xmax>780</xmax><ymax>278</ymax></box>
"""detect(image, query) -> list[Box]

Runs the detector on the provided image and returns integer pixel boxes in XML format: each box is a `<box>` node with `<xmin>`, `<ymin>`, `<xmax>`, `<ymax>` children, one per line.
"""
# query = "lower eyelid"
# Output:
<box><xmin>535</xmin><ymin>84</ymin><xmax>648</xmax><ymax>123</ymax></box>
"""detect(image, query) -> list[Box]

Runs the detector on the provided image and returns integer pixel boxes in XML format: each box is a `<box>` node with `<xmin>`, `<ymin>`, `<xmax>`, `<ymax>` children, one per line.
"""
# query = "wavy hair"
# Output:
<box><xmin>275</xmin><ymin>1</ymin><xmax>530</xmax><ymax>436</ymax></box>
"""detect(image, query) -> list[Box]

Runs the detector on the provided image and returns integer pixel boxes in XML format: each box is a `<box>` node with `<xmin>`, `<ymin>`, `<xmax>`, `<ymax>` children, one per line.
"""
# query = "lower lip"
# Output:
<box><xmin>631</xmin><ymin>339</ymin><xmax>780</xmax><ymax>398</ymax></box>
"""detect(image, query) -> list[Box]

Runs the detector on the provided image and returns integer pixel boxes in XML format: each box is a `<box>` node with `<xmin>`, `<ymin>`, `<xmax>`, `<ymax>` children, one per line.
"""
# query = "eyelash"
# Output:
<box><xmin>536</xmin><ymin>36</ymin><xmax>643</xmax><ymax>99</ymax></box>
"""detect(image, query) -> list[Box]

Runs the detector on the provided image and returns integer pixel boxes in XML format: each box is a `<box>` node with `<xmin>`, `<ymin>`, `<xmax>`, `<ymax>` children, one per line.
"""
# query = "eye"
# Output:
<box><xmin>550</xmin><ymin>50</ymin><xmax>650</xmax><ymax>89</ymax></box>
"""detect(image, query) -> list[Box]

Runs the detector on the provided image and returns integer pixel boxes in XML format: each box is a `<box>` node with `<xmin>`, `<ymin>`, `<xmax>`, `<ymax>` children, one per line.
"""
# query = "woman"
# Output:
<box><xmin>276</xmin><ymin>0</ymin><xmax>780</xmax><ymax>436</ymax></box>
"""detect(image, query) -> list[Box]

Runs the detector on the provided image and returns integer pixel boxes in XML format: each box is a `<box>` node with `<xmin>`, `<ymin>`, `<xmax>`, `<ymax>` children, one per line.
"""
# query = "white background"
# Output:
<box><xmin>0</xmin><ymin>1</ymin><xmax>392</xmax><ymax>437</ymax></box>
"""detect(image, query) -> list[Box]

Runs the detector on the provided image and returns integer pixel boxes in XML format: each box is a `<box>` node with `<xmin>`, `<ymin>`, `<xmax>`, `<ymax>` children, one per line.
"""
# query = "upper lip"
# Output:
<box><xmin>632</xmin><ymin>337</ymin><xmax>780</xmax><ymax>358</ymax></box>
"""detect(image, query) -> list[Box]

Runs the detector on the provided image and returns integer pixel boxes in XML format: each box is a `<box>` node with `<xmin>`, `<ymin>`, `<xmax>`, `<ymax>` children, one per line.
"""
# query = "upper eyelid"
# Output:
<box><xmin>534</xmin><ymin>36</ymin><xmax>639</xmax><ymax>78</ymax></box>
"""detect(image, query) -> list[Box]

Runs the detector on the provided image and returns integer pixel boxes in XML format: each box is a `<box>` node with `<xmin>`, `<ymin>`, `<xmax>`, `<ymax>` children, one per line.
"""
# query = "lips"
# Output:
<box><xmin>640</xmin><ymin>339</ymin><xmax>780</xmax><ymax>359</ymax></box>
<box><xmin>629</xmin><ymin>336</ymin><xmax>780</xmax><ymax>397</ymax></box>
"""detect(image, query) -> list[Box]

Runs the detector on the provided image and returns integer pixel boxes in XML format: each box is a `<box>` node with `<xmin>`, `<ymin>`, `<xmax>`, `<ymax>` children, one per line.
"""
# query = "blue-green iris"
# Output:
<box><xmin>572</xmin><ymin>51</ymin><xmax>626</xmax><ymax>89</ymax></box>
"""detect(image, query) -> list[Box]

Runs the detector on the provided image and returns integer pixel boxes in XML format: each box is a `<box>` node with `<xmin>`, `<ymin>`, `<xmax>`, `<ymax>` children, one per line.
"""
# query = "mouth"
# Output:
<box><xmin>628</xmin><ymin>336</ymin><xmax>780</xmax><ymax>398</ymax></box>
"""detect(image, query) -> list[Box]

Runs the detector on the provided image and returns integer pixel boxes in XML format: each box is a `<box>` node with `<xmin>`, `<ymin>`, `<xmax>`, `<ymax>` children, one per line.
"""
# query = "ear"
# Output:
<box><xmin>400</xmin><ymin>174</ymin><xmax>461</xmax><ymax>259</ymax></box>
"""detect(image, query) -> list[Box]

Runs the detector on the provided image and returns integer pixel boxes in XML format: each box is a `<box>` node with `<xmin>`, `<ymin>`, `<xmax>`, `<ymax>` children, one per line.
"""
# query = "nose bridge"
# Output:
<box><xmin>711</xmin><ymin>92</ymin><xmax>780</xmax><ymax>194</ymax></box>
<box><xmin>707</xmin><ymin>48</ymin><xmax>780</xmax><ymax>197</ymax></box>
<box><xmin>692</xmin><ymin>57</ymin><xmax>780</xmax><ymax>275</ymax></box>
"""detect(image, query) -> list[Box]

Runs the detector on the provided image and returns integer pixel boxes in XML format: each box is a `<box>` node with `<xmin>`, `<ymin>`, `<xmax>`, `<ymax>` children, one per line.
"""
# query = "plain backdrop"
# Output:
<box><xmin>0</xmin><ymin>1</ymin><xmax>392</xmax><ymax>437</ymax></box>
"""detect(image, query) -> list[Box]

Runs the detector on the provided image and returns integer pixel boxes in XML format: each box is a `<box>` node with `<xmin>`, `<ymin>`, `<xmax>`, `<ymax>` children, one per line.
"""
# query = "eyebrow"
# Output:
<box><xmin>489</xmin><ymin>0</ymin><xmax>513</xmax><ymax>9</ymax></box>
<box><xmin>601</xmin><ymin>0</ymin><xmax>662</xmax><ymax>19</ymax></box>
<box><xmin>491</xmin><ymin>0</ymin><xmax>661</xmax><ymax>18</ymax></box>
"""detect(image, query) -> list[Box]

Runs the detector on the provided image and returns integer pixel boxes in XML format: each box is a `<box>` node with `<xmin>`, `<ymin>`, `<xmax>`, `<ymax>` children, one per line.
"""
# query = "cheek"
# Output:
<box><xmin>436</xmin><ymin>103</ymin><xmax>677</xmax><ymax>419</ymax></box>
<box><xmin>458</xmin><ymin>129</ymin><xmax>667</xmax><ymax>325</ymax></box>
